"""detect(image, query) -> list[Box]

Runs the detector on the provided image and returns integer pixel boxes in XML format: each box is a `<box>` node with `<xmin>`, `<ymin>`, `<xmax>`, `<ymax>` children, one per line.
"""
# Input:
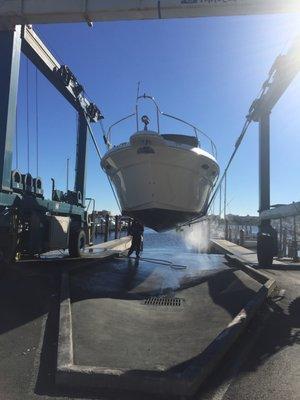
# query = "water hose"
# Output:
<box><xmin>124</xmin><ymin>255</ymin><xmax>187</xmax><ymax>270</ymax></box>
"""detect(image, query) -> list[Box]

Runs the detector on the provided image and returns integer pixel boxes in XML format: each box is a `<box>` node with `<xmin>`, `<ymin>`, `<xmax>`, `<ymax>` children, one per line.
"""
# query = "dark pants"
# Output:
<box><xmin>128</xmin><ymin>235</ymin><xmax>142</xmax><ymax>257</ymax></box>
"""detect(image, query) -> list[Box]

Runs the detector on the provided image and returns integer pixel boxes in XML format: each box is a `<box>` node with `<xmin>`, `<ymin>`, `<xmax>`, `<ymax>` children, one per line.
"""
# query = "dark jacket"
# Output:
<box><xmin>129</xmin><ymin>221</ymin><xmax>144</xmax><ymax>237</ymax></box>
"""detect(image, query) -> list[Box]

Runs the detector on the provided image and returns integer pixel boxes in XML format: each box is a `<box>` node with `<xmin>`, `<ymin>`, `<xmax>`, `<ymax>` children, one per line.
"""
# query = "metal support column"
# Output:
<box><xmin>279</xmin><ymin>218</ymin><xmax>283</xmax><ymax>257</ymax></box>
<box><xmin>257</xmin><ymin>111</ymin><xmax>278</xmax><ymax>266</ymax></box>
<box><xmin>219</xmin><ymin>184</ymin><xmax>222</xmax><ymax>218</ymax></box>
<box><xmin>114</xmin><ymin>215</ymin><xmax>119</xmax><ymax>239</ymax></box>
<box><xmin>259</xmin><ymin>112</ymin><xmax>271</xmax><ymax>228</ymax></box>
<box><xmin>293</xmin><ymin>215</ymin><xmax>298</xmax><ymax>261</ymax></box>
<box><xmin>74</xmin><ymin>112</ymin><xmax>88</xmax><ymax>205</ymax></box>
<box><xmin>0</xmin><ymin>26</ymin><xmax>21</xmax><ymax>192</ymax></box>
<box><xmin>224</xmin><ymin>172</ymin><xmax>228</xmax><ymax>239</ymax></box>
<box><xmin>104</xmin><ymin>214</ymin><xmax>109</xmax><ymax>242</ymax></box>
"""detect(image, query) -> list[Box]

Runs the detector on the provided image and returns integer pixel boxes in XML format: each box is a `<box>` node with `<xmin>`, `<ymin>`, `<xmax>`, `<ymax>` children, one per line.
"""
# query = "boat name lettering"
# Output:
<box><xmin>139</xmin><ymin>139</ymin><xmax>152</xmax><ymax>146</ymax></box>
<box><xmin>115</xmin><ymin>142</ymin><xmax>127</xmax><ymax>148</ymax></box>
<box><xmin>137</xmin><ymin>146</ymin><xmax>155</xmax><ymax>154</ymax></box>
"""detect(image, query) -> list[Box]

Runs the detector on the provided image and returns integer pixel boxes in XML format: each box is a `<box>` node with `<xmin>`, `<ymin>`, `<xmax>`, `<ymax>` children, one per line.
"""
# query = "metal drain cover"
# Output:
<box><xmin>144</xmin><ymin>296</ymin><xmax>184</xmax><ymax>307</ymax></box>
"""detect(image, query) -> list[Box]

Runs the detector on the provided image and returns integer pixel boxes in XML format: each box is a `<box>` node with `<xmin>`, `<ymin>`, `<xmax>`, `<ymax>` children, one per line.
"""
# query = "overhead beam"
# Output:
<box><xmin>0</xmin><ymin>0</ymin><xmax>300</xmax><ymax>28</ymax></box>
<box><xmin>258</xmin><ymin>112</ymin><xmax>270</xmax><ymax>215</ymax></box>
<box><xmin>0</xmin><ymin>26</ymin><xmax>21</xmax><ymax>192</ymax></box>
<box><xmin>249</xmin><ymin>36</ymin><xmax>300</xmax><ymax>121</ymax></box>
<box><xmin>21</xmin><ymin>25</ymin><xmax>77</xmax><ymax>110</ymax></box>
<box><xmin>260</xmin><ymin>202</ymin><xmax>300</xmax><ymax>220</ymax></box>
<box><xmin>21</xmin><ymin>25</ymin><xmax>102</xmax><ymax>121</ymax></box>
<box><xmin>74</xmin><ymin>112</ymin><xmax>88</xmax><ymax>204</ymax></box>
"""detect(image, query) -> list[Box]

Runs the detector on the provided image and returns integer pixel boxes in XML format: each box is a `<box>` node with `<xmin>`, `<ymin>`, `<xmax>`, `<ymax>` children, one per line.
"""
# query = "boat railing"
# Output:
<box><xmin>104</xmin><ymin>113</ymin><xmax>135</xmax><ymax>147</ymax></box>
<box><xmin>104</xmin><ymin>94</ymin><xmax>217</xmax><ymax>159</ymax></box>
<box><xmin>161</xmin><ymin>112</ymin><xmax>218</xmax><ymax>159</ymax></box>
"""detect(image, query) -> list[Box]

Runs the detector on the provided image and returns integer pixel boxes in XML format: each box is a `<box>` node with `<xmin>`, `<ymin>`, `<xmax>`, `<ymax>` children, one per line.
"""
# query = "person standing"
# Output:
<box><xmin>128</xmin><ymin>220</ymin><xmax>144</xmax><ymax>258</ymax></box>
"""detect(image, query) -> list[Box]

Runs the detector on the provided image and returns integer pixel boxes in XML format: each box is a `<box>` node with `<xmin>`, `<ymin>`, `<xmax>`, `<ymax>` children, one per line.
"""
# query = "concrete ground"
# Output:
<box><xmin>206</xmin><ymin>264</ymin><xmax>300</xmax><ymax>400</ymax></box>
<box><xmin>70</xmin><ymin>254</ymin><xmax>261</xmax><ymax>372</ymax></box>
<box><xmin>0</xmin><ymin>244</ymin><xmax>299</xmax><ymax>399</ymax></box>
<box><xmin>200</xmin><ymin>240</ymin><xmax>300</xmax><ymax>400</ymax></box>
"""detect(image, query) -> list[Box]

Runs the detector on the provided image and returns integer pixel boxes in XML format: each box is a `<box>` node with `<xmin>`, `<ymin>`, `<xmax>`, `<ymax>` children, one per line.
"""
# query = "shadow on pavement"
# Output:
<box><xmin>240</xmin><ymin>295</ymin><xmax>300</xmax><ymax>368</ymax></box>
<box><xmin>69</xmin><ymin>256</ymin><xmax>219</xmax><ymax>302</ymax></box>
<box><xmin>2</xmin><ymin>255</ymin><xmax>299</xmax><ymax>400</ymax></box>
<box><xmin>35</xmin><ymin>265</ymin><xmax>260</xmax><ymax>399</ymax></box>
<box><xmin>0</xmin><ymin>264</ymin><xmax>57</xmax><ymax>335</ymax></box>
<box><xmin>197</xmin><ymin>292</ymin><xmax>300</xmax><ymax>399</ymax></box>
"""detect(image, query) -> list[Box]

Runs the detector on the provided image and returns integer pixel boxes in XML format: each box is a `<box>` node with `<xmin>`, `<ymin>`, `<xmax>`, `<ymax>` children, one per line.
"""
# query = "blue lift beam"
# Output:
<box><xmin>0</xmin><ymin>25</ymin><xmax>103</xmax><ymax>262</ymax></box>
<box><xmin>248</xmin><ymin>36</ymin><xmax>300</xmax><ymax>265</ymax></box>
<box><xmin>249</xmin><ymin>37</ymin><xmax>300</xmax><ymax>217</ymax></box>
<box><xmin>0</xmin><ymin>26</ymin><xmax>21</xmax><ymax>193</ymax></box>
<box><xmin>75</xmin><ymin>112</ymin><xmax>89</xmax><ymax>203</ymax></box>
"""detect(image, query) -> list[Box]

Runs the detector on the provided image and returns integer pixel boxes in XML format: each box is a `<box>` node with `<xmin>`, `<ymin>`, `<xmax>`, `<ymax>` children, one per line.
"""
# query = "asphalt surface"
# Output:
<box><xmin>70</xmin><ymin>256</ymin><xmax>260</xmax><ymax>371</ymax></box>
<box><xmin>0</xmin><ymin>255</ymin><xmax>299</xmax><ymax>399</ymax></box>
<box><xmin>221</xmin><ymin>265</ymin><xmax>300</xmax><ymax>400</ymax></box>
<box><xmin>197</xmin><ymin>263</ymin><xmax>300</xmax><ymax>400</ymax></box>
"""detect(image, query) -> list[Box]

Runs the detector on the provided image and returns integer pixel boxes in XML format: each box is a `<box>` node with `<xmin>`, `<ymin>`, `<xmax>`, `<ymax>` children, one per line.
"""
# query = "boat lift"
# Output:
<box><xmin>0</xmin><ymin>1</ymin><xmax>300</xmax><ymax>264</ymax></box>
<box><xmin>206</xmin><ymin>35</ymin><xmax>300</xmax><ymax>265</ymax></box>
<box><xmin>0</xmin><ymin>25</ymin><xmax>102</xmax><ymax>263</ymax></box>
<box><xmin>248</xmin><ymin>36</ymin><xmax>300</xmax><ymax>265</ymax></box>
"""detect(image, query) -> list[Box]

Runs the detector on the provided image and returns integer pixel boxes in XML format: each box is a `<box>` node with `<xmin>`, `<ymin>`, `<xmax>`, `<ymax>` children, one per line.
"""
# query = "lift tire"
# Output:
<box><xmin>69</xmin><ymin>229</ymin><xmax>86</xmax><ymax>258</ymax></box>
<box><xmin>0</xmin><ymin>244</ymin><xmax>16</xmax><ymax>277</ymax></box>
<box><xmin>0</xmin><ymin>250</ymin><xmax>6</xmax><ymax>277</ymax></box>
<box><xmin>0</xmin><ymin>223</ymin><xmax>18</xmax><ymax>269</ymax></box>
<box><xmin>257</xmin><ymin>234</ymin><xmax>274</xmax><ymax>268</ymax></box>
<box><xmin>257</xmin><ymin>251</ymin><xmax>273</xmax><ymax>268</ymax></box>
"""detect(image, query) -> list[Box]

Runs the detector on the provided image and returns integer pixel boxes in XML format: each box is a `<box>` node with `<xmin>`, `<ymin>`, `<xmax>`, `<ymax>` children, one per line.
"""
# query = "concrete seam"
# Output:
<box><xmin>57</xmin><ymin>272</ymin><xmax>73</xmax><ymax>368</ymax></box>
<box><xmin>181</xmin><ymin>273</ymin><xmax>277</xmax><ymax>395</ymax></box>
<box><xmin>28</xmin><ymin>307</ymin><xmax>49</xmax><ymax>395</ymax></box>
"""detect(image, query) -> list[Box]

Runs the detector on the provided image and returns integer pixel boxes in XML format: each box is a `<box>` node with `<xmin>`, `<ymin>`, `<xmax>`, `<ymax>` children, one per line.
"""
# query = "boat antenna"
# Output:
<box><xmin>135</xmin><ymin>81</ymin><xmax>140</xmax><ymax>131</ymax></box>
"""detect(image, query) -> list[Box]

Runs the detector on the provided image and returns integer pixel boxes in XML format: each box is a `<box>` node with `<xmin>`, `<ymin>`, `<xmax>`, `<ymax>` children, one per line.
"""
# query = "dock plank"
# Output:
<box><xmin>211</xmin><ymin>239</ymin><xmax>259</xmax><ymax>264</ymax></box>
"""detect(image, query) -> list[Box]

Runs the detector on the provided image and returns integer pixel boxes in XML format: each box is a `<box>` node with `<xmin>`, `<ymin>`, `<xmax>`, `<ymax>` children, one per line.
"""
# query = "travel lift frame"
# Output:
<box><xmin>248</xmin><ymin>36</ymin><xmax>300</xmax><ymax>266</ymax></box>
<box><xmin>0</xmin><ymin>25</ymin><xmax>102</xmax><ymax>263</ymax></box>
<box><xmin>0</xmin><ymin>2</ymin><xmax>300</xmax><ymax>265</ymax></box>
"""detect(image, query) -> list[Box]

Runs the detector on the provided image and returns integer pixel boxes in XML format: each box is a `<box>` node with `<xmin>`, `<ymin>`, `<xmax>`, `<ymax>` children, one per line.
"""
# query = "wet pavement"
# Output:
<box><xmin>70</xmin><ymin>252</ymin><xmax>227</xmax><ymax>300</ymax></box>
<box><xmin>71</xmin><ymin>230</ymin><xmax>229</xmax><ymax>299</ymax></box>
<box><xmin>0</xmin><ymin>231</ymin><xmax>299</xmax><ymax>399</ymax></box>
<box><xmin>70</xmin><ymin>266</ymin><xmax>261</xmax><ymax>372</ymax></box>
<box><xmin>69</xmin><ymin>232</ymin><xmax>262</xmax><ymax>373</ymax></box>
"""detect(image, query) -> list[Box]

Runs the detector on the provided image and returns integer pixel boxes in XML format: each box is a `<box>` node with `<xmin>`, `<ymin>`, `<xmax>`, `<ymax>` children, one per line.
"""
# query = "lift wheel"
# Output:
<box><xmin>69</xmin><ymin>229</ymin><xmax>86</xmax><ymax>258</ymax></box>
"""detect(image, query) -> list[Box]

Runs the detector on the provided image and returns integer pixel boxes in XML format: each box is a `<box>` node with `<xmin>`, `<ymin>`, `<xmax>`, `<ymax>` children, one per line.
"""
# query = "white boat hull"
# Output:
<box><xmin>101</xmin><ymin>132</ymin><xmax>219</xmax><ymax>231</ymax></box>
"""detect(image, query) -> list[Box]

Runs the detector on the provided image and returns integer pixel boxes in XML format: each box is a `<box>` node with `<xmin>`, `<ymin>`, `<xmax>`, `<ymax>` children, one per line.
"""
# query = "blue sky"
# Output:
<box><xmin>14</xmin><ymin>13</ymin><xmax>300</xmax><ymax>216</ymax></box>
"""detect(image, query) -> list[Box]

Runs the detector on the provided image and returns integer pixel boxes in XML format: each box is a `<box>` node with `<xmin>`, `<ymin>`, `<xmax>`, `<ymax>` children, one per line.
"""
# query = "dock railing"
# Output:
<box><xmin>197</xmin><ymin>196</ymin><xmax>300</xmax><ymax>262</ymax></box>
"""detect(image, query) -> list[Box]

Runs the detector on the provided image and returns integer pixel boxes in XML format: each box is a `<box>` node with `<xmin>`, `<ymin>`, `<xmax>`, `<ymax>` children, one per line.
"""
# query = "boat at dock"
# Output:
<box><xmin>101</xmin><ymin>95</ymin><xmax>219</xmax><ymax>231</ymax></box>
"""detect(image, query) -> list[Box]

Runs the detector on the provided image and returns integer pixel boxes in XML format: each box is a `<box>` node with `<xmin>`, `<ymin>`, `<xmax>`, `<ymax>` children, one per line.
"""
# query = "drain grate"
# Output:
<box><xmin>144</xmin><ymin>296</ymin><xmax>184</xmax><ymax>307</ymax></box>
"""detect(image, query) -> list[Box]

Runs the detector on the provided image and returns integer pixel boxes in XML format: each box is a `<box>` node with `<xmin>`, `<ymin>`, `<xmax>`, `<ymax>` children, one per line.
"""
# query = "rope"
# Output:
<box><xmin>178</xmin><ymin>118</ymin><xmax>252</xmax><ymax>228</ymax></box>
<box><xmin>85</xmin><ymin>116</ymin><xmax>102</xmax><ymax>159</ymax></box>
<box><xmin>206</xmin><ymin>119</ymin><xmax>252</xmax><ymax>211</ymax></box>
<box><xmin>100</xmin><ymin>119</ymin><xmax>106</xmax><ymax>136</ymax></box>
<box><xmin>35</xmin><ymin>67</ymin><xmax>39</xmax><ymax>176</ymax></box>
<box><xmin>85</xmin><ymin>116</ymin><xmax>122</xmax><ymax>213</ymax></box>
<box><xmin>106</xmin><ymin>176</ymin><xmax>122</xmax><ymax>214</ymax></box>
<box><xmin>127</xmin><ymin>255</ymin><xmax>187</xmax><ymax>270</ymax></box>
<box><xmin>26</xmin><ymin>58</ymin><xmax>30</xmax><ymax>173</ymax></box>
